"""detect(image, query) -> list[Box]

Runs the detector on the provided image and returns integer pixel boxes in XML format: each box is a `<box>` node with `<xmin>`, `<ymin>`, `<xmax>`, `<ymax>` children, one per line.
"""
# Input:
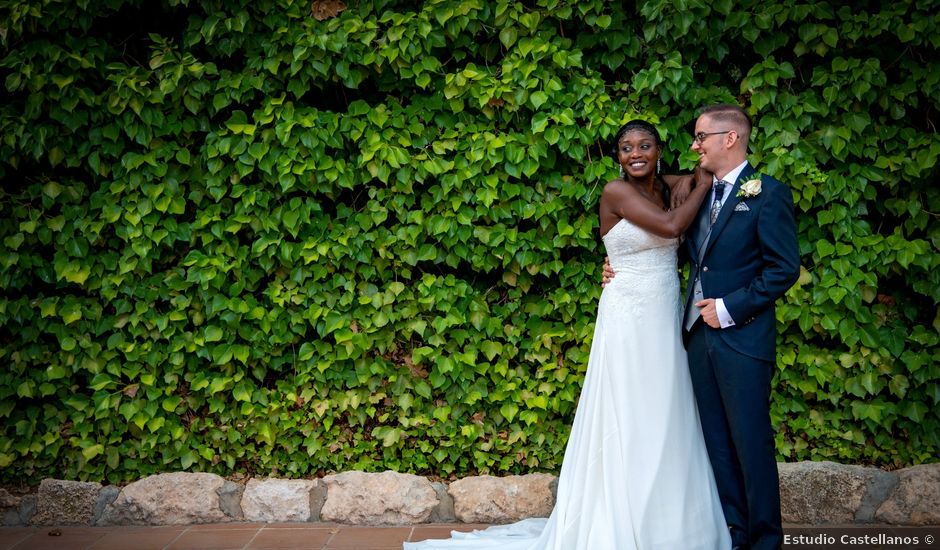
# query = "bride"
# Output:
<box><xmin>406</xmin><ymin>120</ymin><xmax>730</xmax><ymax>550</ymax></box>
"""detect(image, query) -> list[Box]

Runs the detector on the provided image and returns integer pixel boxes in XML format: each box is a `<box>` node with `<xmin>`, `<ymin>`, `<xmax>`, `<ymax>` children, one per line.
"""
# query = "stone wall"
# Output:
<box><xmin>2</xmin><ymin>462</ymin><xmax>937</xmax><ymax>527</ymax></box>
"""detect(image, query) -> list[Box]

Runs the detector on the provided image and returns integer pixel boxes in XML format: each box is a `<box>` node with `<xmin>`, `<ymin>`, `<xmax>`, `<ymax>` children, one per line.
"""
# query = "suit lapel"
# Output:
<box><xmin>688</xmin><ymin>194</ymin><xmax>711</xmax><ymax>258</ymax></box>
<box><xmin>702</xmin><ymin>162</ymin><xmax>754</xmax><ymax>258</ymax></box>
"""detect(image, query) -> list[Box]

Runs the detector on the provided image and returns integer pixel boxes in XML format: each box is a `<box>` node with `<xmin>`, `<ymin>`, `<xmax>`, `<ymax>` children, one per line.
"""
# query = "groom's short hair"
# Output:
<box><xmin>700</xmin><ymin>104</ymin><xmax>751</xmax><ymax>147</ymax></box>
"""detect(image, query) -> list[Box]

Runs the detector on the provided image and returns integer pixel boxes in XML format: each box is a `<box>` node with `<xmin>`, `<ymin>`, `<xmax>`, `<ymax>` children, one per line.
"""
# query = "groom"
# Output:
<box><xmin>682</xmin><ymin>104</ymin><xmax>800</xmax><ymax>550</ymax></box>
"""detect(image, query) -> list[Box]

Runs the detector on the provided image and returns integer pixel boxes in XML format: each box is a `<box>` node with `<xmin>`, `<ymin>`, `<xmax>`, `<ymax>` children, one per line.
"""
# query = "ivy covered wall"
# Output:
<box><xmin>0</xmin><ymin>0</ymin><xmax>937</xmax><ymax>484</ymax></box>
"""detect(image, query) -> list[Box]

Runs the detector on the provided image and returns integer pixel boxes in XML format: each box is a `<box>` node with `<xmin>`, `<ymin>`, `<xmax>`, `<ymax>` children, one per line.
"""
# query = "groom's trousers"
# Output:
<box><xmin>686</xmin><ymin>322</ymin><xmax>783</xmax><ymax>550</ymax></box>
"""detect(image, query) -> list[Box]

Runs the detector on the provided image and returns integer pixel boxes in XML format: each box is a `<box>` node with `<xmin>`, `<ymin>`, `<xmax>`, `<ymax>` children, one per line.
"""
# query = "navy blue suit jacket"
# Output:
<box><xmin>684</xmin><ymin>162</ymin><xmax>800</xmax><ymax>362</ymax></box>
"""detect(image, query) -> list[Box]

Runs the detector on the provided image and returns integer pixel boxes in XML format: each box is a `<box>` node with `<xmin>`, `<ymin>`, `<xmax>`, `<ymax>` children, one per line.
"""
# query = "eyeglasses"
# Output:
<box><xmin>693</xmin><ymin>131</ymin><xmax>731</xmax><ymax>144</ymax></box>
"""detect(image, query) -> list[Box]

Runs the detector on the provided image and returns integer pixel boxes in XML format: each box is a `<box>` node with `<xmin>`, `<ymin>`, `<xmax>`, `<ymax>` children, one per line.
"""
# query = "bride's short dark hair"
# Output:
<box><xmin>610</xmin><ymin>120</ymin><xmax>662</xmax><ymax>159</ymax></box>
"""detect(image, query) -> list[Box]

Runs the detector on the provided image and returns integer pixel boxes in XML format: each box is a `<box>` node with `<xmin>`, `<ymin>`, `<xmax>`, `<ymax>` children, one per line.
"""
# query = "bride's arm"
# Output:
<box><xmin>664</xmin><ymin>167</ymin><xmax>712</xmax><ymax>209</ymax></box>
<box><xmin>663</xmin><ymin>174</ymin><xmax>692</xmax><ymax>209</ymax></box>
<box><xmin>601</xmin><ymin>178</ymin><xmax>710</xmax><ymax>239</ymax></box>
<box><xmin>662</xmin><ymin>174</ymin><xmax>693</xmax><ymax>191</ymax></box>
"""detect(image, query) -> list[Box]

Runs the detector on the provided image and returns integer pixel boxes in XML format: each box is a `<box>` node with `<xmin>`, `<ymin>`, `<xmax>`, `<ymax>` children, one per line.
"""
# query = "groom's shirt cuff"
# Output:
<box><xmin>715</xmin><ymin>298</ymin><xmax>736</xmax><ymax>328</ymax></box>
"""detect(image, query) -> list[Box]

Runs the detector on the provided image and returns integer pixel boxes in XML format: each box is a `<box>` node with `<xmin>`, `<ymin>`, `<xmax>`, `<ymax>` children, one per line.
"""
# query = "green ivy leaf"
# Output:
<box><xmin>500</xmin><ymin>403</ymin><xmax>518</xmax><ymax>422</ymax></box>
<box><xmin>81</xmin><ymin>443</ymin><xmax>104</xmax><ymax>461</ymax></box>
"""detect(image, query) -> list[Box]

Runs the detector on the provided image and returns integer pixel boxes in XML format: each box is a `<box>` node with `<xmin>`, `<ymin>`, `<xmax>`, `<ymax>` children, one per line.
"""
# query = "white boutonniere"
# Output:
<box><xmin>737</xmin><ymin>176</ymin><xmax>762</xmax><ymax>198</ymax></box>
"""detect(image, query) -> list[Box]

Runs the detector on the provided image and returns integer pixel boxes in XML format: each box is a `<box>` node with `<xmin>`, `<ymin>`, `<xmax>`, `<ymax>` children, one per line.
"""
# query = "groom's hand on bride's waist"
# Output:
<box><xmin>602</xmin><ymin>256</ymin><xmax>615</xmax><ymax>287</ymax></box>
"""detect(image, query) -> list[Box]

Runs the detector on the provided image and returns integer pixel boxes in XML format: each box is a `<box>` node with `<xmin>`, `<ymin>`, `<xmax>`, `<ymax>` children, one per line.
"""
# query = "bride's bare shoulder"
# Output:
<box><xmin>602</xmin><ymin>178</ymin><xmax>636</xmax><ymax>198</ymax></box>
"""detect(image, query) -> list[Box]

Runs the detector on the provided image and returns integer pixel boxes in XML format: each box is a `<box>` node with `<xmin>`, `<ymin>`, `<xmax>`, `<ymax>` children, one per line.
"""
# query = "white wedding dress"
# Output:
<box><xmin>406</xmin><ymin>218</ymin><xmax>730</xmax><ymax>550</ymax></box>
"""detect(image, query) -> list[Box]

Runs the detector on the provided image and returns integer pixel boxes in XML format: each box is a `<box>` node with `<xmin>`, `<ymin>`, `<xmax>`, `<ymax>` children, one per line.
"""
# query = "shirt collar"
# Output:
<box><xmin>713</xmin><ymin>160</ymin><xmax>749</xmax><ymax>186</ymax></box>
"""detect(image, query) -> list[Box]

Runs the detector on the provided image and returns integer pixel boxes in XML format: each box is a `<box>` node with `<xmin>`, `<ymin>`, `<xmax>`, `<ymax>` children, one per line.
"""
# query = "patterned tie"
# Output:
<box><xmin>710</xmin><ymin>180</ymin><xmax>727</xmax><ymax>225</ymax></box>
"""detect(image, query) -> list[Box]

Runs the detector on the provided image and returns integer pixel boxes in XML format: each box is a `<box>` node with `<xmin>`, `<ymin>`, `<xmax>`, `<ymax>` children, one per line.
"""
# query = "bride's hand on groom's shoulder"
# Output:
<box><xmin>668</xmin><ymin>166</ymin><xmax>715</xmax><ymax>209</ymax></box>
<box><xmin>602</xmin><ymin>256</ymin><xmax>615</xmax><ymax>287</ymax></box>
<box><xmin>693</xmin><ymin>165</ymin><xmax>713</xmax><ymax>188</ymax></box>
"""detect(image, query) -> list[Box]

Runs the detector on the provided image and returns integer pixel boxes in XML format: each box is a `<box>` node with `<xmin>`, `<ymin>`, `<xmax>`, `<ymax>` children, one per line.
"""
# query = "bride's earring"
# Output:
<box><xmin>657</xmin><ymin>158</ymin><xmax>661</xmax><ymax>174</ymax></box>
<box><xmin>619</xmin><ymin>164</ymin><xmax>625</xmax><ymax>178</ymax></box>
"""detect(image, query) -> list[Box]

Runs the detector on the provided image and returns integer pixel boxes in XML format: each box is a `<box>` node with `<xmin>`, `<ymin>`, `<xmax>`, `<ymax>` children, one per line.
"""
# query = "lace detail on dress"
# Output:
<box><xmin>600</xmin><ymin>218</ymin><xmax>680</xmax><ymax>321</ymax></box>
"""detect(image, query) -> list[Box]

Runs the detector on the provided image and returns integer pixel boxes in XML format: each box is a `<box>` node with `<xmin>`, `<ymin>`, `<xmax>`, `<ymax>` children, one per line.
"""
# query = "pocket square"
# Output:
<box><xmin>733</xmin><ymin>202</ymin><xmax>750</xmax><ymax>212</ymax></box>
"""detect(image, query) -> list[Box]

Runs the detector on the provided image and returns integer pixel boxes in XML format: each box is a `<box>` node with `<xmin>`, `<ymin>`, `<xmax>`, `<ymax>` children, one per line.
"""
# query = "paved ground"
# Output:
<box><xmin>3</xmin><ymin>523</ymin><xmax>939</xmax><ymax>550</ymax></box>
<box><xmin>0</xmin><ymin>523</ymin><xmax>491</xmax><ymax>550</ymax></box>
